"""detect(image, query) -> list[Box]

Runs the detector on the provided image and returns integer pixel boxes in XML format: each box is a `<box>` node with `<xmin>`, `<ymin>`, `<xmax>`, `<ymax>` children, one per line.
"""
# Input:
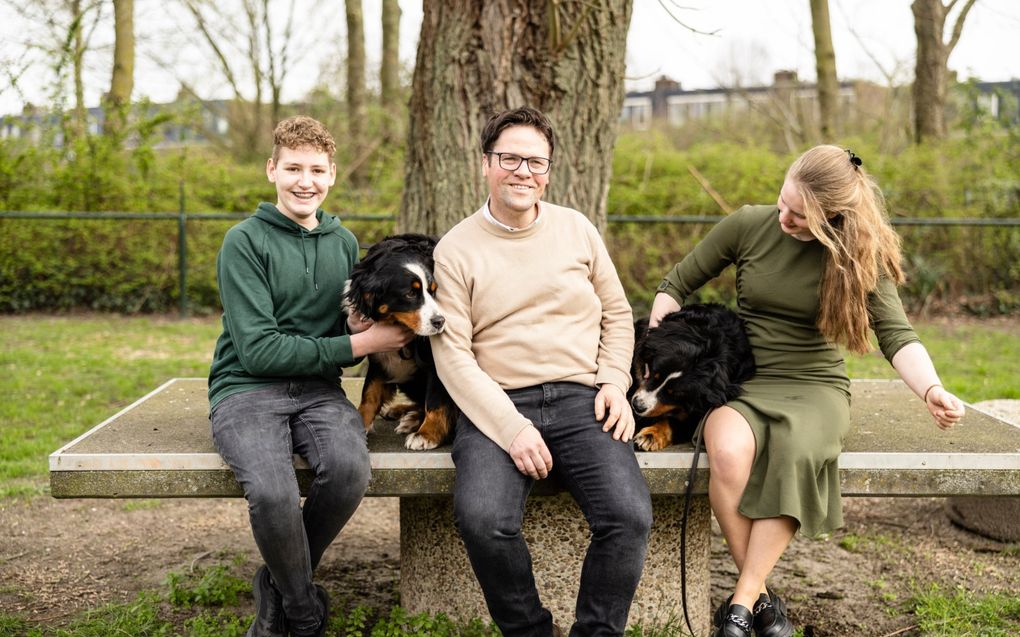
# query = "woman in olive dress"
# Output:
<box><xmin>650</xmin><ymin>145</ymin><xmax>965</xmax><ymax>637</ymax></box>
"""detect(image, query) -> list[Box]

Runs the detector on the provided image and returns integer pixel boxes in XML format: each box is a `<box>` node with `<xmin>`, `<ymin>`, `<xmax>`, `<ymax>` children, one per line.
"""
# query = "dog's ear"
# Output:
<box><xmin>344</xmin><ymin>272</ymin><xmax>379</xmax><ymax>320</ymax></box>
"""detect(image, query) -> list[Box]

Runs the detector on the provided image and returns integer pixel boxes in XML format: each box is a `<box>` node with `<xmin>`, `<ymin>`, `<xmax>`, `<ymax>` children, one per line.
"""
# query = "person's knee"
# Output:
<box><xmin>245</xmin><ymin>476</ymin><xmax>300</xmax><ymax>517</ymax></box>
<box><xmin>317</xmin><ymin>445</ymin><xmax>371</xmax><ymax>496</ymax></box>
<box><xmin>454</xmin><ymin>496</ymin><xmax>522</xmax><ymax>545</ymax></box>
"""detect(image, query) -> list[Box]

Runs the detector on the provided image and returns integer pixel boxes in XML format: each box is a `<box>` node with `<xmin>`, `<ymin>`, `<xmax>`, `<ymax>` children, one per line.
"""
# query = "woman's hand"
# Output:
<box><xmin>648</xmin><ymin>293</ymin><xmax>682</xmax><ymax>328</ymax></box>
<box><xmin>925</xmin><ymin>385</ymin><xmax>965</xmax><ymax>430</ymax></box>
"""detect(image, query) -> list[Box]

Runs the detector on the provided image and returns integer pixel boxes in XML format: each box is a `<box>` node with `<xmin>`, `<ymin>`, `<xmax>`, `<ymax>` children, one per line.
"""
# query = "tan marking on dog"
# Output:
<box><xmin>634</xmin><ymin>421</ymin><xmax>674</xmax><ymax>451</ymax></box>
<box><xmin>404</xmin><ymin>404</ymin><xmax>452</xmax><ymax>450</ymax></box>
<box><xmin>358</xmin><ymin>378</ymin><xmax>394</xmax><ymax>431</ymax></box>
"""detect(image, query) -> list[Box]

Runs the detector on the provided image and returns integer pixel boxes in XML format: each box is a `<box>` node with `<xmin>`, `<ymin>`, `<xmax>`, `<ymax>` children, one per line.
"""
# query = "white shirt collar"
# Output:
<box><xmin>483</xmin><ymin>199</ymin><xmax>542</xmax><ymax>232</ymax></box>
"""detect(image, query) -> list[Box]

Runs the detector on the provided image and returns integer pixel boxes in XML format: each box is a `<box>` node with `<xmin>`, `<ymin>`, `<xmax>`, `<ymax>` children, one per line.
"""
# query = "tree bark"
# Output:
<box><xmin>105</xmin><ymin>0</ymin><xmax>134</xmax><ymax>136</ymax></box>
<box><xmin>911</xmin><ymin>0</ymin><xmax>978</xmax><ymax>143</ymax></box>
<box><xmin>400</xmin><ymin>0</ymin><xmax>633</xmax><ymax>235</ymax></box>
<box><xmin>380</xmin><ymin>0</ymin><xmax>401</xmax><ymax>106</ymax></box>
<box><xmin>809</xmin><ymin>0</ymin><xmax>838</xmax><ymax>139</ymax></box>
<box><xmin>346</xmin><ymin>0</ymin><xmax>367</xmax><ymax>183</ymax></box>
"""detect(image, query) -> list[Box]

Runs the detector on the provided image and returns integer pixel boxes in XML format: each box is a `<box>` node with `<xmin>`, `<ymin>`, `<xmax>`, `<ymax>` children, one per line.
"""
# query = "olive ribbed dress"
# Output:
<box><xmin>658</xmin><ymin>205</ymin><xmax>919</xmax><ymax>537</ymax></box>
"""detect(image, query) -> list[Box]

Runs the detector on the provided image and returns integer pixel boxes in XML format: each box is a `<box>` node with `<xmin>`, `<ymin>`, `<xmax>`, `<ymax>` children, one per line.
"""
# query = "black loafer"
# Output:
<box><xmin>753</xmin><ymin>588</ymin><xmax>794</xmax><ymax>637</ymax></box>
<box><xmin>712</xmin><ymin>603</ymin><xmax>754</xmax><ymax>637</ymax></box>
<box><xmin>246</xmin><ymin>565</ymin><xmax>287</xmax><ymax>637</ymax></box>
<box><xmin>712</xmin><ymin>595</ymin><xmax>733</xmax><ymax>629</ymax></box>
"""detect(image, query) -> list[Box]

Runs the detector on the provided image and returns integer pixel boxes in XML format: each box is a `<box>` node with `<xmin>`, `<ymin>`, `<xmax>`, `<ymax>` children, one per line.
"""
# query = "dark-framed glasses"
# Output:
<box><xmin>485</xmin><ymin>151</ymin><xmax>553</xmax><ymax>175</ymax></box>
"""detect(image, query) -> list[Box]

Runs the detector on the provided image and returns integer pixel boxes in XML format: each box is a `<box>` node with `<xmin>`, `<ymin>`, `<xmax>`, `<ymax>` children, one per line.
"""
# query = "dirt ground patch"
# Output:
<box><xmin>1</xmin><ymin>492</ymin><xmax>1018</xmax><ymax>636</ymax></box>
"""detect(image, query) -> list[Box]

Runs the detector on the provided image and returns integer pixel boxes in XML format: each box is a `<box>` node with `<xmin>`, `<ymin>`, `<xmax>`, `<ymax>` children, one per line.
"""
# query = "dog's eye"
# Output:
<box><xmin>405</xmin><ymin>291</ymin><xmax>417</xmax><ymax>300</ymax></box>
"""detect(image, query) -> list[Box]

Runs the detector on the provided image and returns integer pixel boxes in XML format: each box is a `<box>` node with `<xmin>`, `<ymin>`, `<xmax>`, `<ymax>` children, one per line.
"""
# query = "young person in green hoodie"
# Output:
<box><xmin>208</xmin><ymin>116</ymin><xmax>413</xmax><ymax>637</ymax></box>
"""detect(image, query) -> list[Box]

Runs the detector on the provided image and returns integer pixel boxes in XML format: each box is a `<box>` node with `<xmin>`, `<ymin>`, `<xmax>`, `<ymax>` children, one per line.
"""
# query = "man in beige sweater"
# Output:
<box><xmin>431</xmin><ymin>107</ymin><xmax>652</xmax><ymax>637</ymax></box>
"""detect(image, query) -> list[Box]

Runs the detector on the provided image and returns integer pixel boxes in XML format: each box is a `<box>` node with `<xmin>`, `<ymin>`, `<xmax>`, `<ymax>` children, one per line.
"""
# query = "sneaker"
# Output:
<box><xmin>246</xmin><ymin>565</ymin><xmax>287</xmax><ymax>637</ymax></box>
<box><xmin>752</xmin><ymin>588</ymin><xmax>794</xmax><ymax>637</ymax></box>
<box><xmin>712</xmin><ymin>603</ymin><xmax>753</xmax><ymax>637</ymax></box>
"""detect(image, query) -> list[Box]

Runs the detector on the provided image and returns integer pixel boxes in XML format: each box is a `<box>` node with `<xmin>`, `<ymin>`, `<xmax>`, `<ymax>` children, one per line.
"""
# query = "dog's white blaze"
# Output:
<box><xmin>405</xmin><ymin>262</ymin><xmax>445</xmax><ymax>335</ymax></box>
<box><xmin>632</xmin><ymin>370</ymin><xmax>684</xmax><ymax>415</ymax></box>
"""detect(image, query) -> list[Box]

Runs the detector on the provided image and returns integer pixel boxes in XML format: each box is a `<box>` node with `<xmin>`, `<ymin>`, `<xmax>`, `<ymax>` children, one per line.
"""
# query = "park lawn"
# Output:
<box><xmin>0</xmin><ymin>314</ymin><xmax>1018</xmax><ymax>498</ymax></box>
<box><xmin>0</xmin><ymin>314</ymin><xmax>221</xmax><ymax>497</ymax></box>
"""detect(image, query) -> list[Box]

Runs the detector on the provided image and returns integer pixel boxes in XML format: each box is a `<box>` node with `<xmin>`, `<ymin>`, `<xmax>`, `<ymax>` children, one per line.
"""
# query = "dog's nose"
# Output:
<box><xmin>631</xmin><ymin>395</ymin><xmax>646</xmax><ymax>413</ymax></box>
<box><xmin>430</xmin><ymin>315</ymin><xmax>446</xmax><ymax>330</ymax></box>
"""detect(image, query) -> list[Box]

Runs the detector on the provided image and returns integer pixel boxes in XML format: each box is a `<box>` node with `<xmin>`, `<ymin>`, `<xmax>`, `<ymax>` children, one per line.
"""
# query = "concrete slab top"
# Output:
<box><xmin>50</xmin><ymin>378</ymin><xmax>1020</xmax><ymax>475</ymax></box>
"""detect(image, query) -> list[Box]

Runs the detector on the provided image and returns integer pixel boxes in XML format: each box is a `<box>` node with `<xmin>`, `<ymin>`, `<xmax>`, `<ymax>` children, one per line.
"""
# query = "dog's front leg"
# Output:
<box><xmin>358</xmin><ymin>373</ymin><xmax>395</xmax><ymax>432</ymax></box>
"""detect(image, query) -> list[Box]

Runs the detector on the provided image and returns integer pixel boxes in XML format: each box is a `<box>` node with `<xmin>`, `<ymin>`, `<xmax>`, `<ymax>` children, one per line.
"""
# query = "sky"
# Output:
<box><xmin>1</xmin><ymin>0</ymin><xmax>1019</xmax><ymax>116</ymax></box>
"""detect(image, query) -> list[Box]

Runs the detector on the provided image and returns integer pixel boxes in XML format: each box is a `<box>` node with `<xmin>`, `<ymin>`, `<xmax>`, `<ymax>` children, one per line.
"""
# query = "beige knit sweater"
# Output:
<box><xmin>430</xmin><ymin>202</ymin><xmax>634</xmax><ymax>451</ymax></box>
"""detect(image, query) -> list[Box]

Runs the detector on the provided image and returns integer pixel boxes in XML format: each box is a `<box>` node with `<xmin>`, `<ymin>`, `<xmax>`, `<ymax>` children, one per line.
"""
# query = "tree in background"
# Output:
<box><xmin>177</xmin><ymin>0</ymin><xmax>299</xmax><ymax>158</ymax></box>
<box><xmin>345</xmin><ymin>0</ymin><xmax>367</xmax><ymax>184</ymax></box>
<box><xmin>911</xmin><ymin>0</ymin><xmax>978</xmax><ymax>143</ymax></box>
<box><xmin>400</xmin><ymin>0</ymin><xmax>633</xmax><ymax>235</ymax></box>
<box><xmin>809</xmin><ymin>0</ymin><xmax>839</xmax><ymax>140</ymax></box>
<box><xmin>104</xmin><ymin>0</ymin><xmax>134</xmax><ymax>137</ymax></box>
<box><xmin>380</xmin><ymin>0</ymin><xmax>401</xmax><ymax>116</ymax></box>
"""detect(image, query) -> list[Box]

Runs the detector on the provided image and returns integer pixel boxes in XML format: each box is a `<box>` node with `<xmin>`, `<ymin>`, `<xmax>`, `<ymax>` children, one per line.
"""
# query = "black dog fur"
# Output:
<box><xmin>629</xmin><ymin>303</ymin><xmax>756</xmax><ymax>451</ymax></box>
<box><xmin>343</xmin><ymin>233</ymin><xmax>457</xmax><ymax>450</ymax></box>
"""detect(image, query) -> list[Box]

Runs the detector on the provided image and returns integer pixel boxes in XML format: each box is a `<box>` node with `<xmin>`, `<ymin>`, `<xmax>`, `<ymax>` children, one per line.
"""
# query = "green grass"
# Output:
<box><xmin>0</xmin><ymin>314</ymin><xmax>1017</xmax><ymax>498</ymax></box>
<box><xmin>844</xmin><ymin>320</ymin><xmax>1020</xmax><ymax>400</ymax></box>
<box><xmin>0</xmin><ymin>315</ymin><xmax>220</xmax><ymax>497</ymax></box>
<box><xmin>911</xmin><ymin>584</ymin><xmax>1020</xmax><ymax>636</ymax></box>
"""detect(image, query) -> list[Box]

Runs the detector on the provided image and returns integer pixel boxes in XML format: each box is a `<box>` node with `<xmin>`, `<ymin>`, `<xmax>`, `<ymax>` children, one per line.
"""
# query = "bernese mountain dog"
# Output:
<box><xmin>629</xmin><ymin>303</ymin><xmax>756</xmax><ymax>451</ymax></box>
<box><xmin>343</xmin><ymin>233</ymin><xmax>457</xmax><ymax>450</ymax></box>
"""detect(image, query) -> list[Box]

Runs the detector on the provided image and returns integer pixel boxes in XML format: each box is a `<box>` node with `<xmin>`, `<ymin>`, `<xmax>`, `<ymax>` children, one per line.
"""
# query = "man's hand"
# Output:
<box><xmin>508</xmin><ymin>425</ymin><xmax>553</xmax><ymax>479</ymax></box>
<box><xmin>346</xmin><ymin>309</ymin><xmax>373</xmax><ymax>334</ymax></box>
<box><xmin>350</xmin><ymin>321</ymin><xmax>415</xmax><ymax>357</ymax></box>
<box><xmin>595</xmin><ymin>384</ymin><xmax>635</xmax><ymax>442</ymax></box>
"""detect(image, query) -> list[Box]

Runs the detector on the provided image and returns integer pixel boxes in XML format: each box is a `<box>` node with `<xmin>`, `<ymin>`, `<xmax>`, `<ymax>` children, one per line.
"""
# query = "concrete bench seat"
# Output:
<box><xmin>49</xmin><ymin>378</ymin><xmax>1020</xmax><ymax>633</ymax></box>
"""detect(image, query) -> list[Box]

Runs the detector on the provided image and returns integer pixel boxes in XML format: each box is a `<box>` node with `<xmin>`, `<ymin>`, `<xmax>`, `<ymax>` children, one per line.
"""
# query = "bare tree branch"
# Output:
<box><xmin>654</xmin><ymin>0</ymin><xmax>720</xmax><ymax>36</ymax></box>
<box><xmin>946</xmin><ymin>0</ymin><xmax>978</xmax><ymax>53</ymax></box>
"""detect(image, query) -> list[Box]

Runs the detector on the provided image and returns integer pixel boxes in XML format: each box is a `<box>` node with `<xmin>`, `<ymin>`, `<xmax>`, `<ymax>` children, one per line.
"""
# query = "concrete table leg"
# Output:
<box><xmin>399</xmin><ymin>494</ymin><xmax>710</xmax><ymax>634</ymax></box>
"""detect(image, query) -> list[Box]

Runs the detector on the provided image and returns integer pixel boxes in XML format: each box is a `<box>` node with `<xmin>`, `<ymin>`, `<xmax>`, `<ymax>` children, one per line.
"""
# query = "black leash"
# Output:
<box><xmin>680</xmin><ymin>416</ymin><xmax>707</xmax><ymax>637</ymax></box>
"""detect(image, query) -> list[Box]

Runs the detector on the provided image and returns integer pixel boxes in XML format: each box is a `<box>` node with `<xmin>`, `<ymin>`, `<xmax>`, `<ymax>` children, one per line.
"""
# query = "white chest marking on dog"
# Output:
<box><xmin>632</xmin><ymin>370</ymin><xmax>684</xmax><ymax>414</ymax></box>
<box><xmin>376</xmin><ymin>350</ymin><xmax>417</xmax><ymax>384</ymax></box>
<box><xmin>405</xmin><ymin>262</ymin><xmax>445</xmax><ymax>335</ymax></box>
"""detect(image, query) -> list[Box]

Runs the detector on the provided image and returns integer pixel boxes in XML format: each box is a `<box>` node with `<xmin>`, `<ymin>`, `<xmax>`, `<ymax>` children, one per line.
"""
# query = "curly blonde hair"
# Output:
<box><xmin>787</xmin><ymin>145</ymin><xmax>905</xmax><ymax>354</ymax></box>
<box><xmin>271</xmin><ymin>116</ymin><xmax>336</xmax><ymax>162</ymax></box>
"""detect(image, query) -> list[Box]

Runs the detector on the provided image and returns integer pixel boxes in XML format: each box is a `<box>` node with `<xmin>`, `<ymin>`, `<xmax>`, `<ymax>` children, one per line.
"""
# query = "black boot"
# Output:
<box><xmin>752</xmin><ymin>588</ymin><xmax>794</xmax><ymax>637</ymax></box>
<box><xmin>712</xmin><ymin>603</ymin><xmax>753</xmax><ymax>637</ymax></box>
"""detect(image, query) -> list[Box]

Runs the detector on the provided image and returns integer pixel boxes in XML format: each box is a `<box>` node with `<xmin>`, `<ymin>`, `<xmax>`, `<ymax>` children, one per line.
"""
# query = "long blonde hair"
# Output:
<box><xmin>787</xmin><ymin>145</ymin><xmax>904</xmax><ymax>354</ymax></box>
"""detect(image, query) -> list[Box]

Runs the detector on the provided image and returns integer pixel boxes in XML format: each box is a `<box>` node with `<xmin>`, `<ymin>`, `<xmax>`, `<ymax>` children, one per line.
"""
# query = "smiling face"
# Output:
<box><xmin>266</xmin><ymin>145</ymin><xmax>337</xmax><ymax>229</ymax></box>
<box><xmin>482</xmin><ymin>125</ymin><xmax>550</xmax><ymax>228</ymax></box>
<box><xmin>777</xmin><ymin>179</ymin><xmax>815</xmax><ymax>242</ymax></box>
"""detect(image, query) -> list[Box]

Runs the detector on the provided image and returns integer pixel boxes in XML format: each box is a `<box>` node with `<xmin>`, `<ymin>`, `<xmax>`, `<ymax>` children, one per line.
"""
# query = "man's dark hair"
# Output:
<box><xmin>480</xmin><ymin>107</ymin><xmax>555</xmax><ymax>158</ymax></box>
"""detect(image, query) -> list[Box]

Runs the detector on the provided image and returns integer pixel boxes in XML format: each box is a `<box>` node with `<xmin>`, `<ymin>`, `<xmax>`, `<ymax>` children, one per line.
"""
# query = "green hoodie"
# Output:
<box><xmin>208</xmin><ymin>203</ymin><xmax>361</xmax><ymax>409</ymax></box>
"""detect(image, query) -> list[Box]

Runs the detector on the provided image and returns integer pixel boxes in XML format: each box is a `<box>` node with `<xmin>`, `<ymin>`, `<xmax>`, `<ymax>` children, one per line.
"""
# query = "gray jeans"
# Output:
<box><xmin>210</xmin><ymin>380</ymin><xmax>370</xmax><ymax>633</ymax></box>
<box><xmin>453</xmin><ymin>382</ymin><xmax>653</xmax><ymax>637</ymax></box>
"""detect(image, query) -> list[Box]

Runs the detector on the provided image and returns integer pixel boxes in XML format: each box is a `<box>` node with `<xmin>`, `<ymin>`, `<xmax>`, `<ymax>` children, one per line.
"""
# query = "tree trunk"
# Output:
<box><xmin>346</xmin><ymin>0</ymin><xmax>367</xmax><ymax>183</ymax></box>
<box><xmin>809</xmin><ymin>0</ymin><xmax>838</xmax><ymax>140</ymax></box>
<box><xmin>380</xmin><ymin>0</ymin><xmax>401</xmax><ymax>106</ymax></box>
<box><xmin>69</xmin><ymin>0</ymin><xmax>87</xmax><ymax>142</ymax></box>
<box><xmin>105</xmin><ymin>0</ymin><xmax>134</xmax><ymax>136</ymax></box>
<box><xmin>911</xmin><ymin>0</ymin><xmax>978</xmax><ymax>143</ymax></box>
<box><xmin>400</xmin><ymin>0</ymin><xmax>633</xmax><ymax>236</ymax></box>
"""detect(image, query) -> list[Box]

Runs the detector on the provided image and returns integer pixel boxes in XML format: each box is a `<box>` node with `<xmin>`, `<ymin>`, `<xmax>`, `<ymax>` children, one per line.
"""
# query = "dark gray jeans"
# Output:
<box><xmin>210</xmin><ymin>380</ymin><xmax>370</xmax><ymax>634</ymax></box>
<box><xmin>452</xmin><ymin>382</ymin><xmax>653</xmax><ymax>637</ymax></box>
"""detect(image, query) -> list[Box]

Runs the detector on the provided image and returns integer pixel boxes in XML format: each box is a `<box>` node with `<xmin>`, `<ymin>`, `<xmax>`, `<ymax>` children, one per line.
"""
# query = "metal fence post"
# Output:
<box><xmin>178</xmin><ymin>182</ymin><xmax>188</xmax><ymax>317</ymax></box>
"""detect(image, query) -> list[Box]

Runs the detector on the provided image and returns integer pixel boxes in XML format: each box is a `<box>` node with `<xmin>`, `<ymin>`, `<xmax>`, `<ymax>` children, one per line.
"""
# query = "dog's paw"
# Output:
<box><xmin>634</xmin><ymin>428</ymin><xmax>670</xmax><ymax>451</ymax></box>
<box><xmin>394</xmin><ymin>411</ymin><xmax>422</xmax><ymax>434</ymax></box>
<box><xmin>380</xmin><ymin>400</ymin><xmax>416</xmax><ymax>421</ymax></box>
<box><xmin>404</xmin><ymin>432</ymin><xmax>440</xmax><ymax>451</ymax></box>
